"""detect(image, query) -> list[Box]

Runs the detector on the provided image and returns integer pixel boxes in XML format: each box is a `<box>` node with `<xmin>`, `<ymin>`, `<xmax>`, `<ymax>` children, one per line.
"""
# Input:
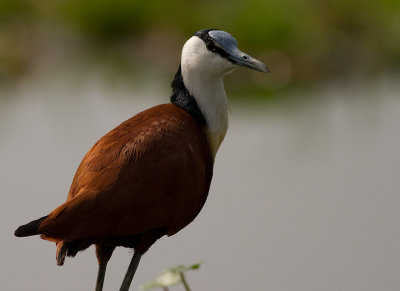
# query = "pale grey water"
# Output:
<box><xmin>1</xmin><ymin>73</ymin><xmax>399</xmax><ymax>291</ymax></box>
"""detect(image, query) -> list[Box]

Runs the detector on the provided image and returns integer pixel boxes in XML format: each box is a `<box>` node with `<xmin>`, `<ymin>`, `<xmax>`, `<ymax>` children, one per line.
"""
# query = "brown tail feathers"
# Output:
<box><xmin>14</xmin><ymin>215</ymin><xmax>49</xmax><ymax>237</ymax></box>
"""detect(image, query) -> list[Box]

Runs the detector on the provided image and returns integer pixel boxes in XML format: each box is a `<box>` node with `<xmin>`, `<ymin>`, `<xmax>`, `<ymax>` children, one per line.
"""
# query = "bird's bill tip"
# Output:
<box><xmin>228</xmin><ymin>50</ymin><xmax>269</xmax><ymax>73</ymax></box>
<box><xmin>250</xmin><ymin>59</ymin><xmax>269</xmax><ymax>73</ymax></box>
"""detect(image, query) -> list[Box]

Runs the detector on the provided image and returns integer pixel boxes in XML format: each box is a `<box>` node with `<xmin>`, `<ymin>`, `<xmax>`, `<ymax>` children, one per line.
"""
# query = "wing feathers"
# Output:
<box><xmin>39</xmin><ymin>104</ymin><xmax>213</xmax><ymax>241</ymax></box>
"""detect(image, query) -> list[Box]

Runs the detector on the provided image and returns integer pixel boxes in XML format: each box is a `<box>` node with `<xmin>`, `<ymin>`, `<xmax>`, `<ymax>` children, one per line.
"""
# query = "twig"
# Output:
<box><xmin>179</xmin><ymin>272</ymin><xmax>191</xmax><ymax>291</ymax></box>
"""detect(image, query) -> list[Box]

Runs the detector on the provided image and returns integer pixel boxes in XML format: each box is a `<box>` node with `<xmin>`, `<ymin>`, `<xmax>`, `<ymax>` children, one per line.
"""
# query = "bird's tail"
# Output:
<box><xmin>14</xmin><ymin>215</ymin><xmax>49</xmax><ymax>237</ymax></box>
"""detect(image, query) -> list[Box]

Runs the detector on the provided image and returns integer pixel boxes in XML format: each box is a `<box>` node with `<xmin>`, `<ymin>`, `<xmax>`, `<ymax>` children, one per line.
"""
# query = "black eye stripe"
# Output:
<box><xmin>194</xmin><ymin>29</ymin><xmax>232</xmax><ymax>60</ymax></box>
<box><xmin>205</xmin><ymin>39</ymin><xmax>230</xmax><ymax>58</ymax></box>
<box><xmin>206</xmin><ymin>42</ymin><xmax>217</xmax><ymax>51</ymax></box>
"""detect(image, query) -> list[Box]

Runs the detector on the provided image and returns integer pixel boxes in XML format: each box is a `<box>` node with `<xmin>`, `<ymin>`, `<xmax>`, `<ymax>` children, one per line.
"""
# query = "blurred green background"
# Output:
<box><xmin>1</xmin><ymin>0</ymin><xmax>399</xmax><ymax>95</ymax></box>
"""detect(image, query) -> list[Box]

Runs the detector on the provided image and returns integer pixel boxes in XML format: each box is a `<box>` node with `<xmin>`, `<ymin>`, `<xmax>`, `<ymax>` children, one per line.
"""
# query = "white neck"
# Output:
<box><xmin>181</xmin><ymin>68</ymin><xmax>229</xmax><ymax>158</ymax></box>
<box><xmin>180</xmin><ymin>36</ymin><xmax>237</xmax><ymax>158</ymax></box>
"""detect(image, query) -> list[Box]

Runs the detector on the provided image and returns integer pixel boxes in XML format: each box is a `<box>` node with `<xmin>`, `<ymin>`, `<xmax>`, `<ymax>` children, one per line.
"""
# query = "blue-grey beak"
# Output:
<box><xmin>208</xmin><ymin>30</ymin><xmax>269</xmax><ymax>73</ymax></box>
<box><xmin>227</xmin><ymin>49</ymin><xmax>269</xmax><ymax>73</ymax></box>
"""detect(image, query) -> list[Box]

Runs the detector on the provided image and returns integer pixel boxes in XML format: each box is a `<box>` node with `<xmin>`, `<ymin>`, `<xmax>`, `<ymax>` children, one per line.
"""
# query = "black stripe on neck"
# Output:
<box><xmin>170</xmin><ymin>65</ymin><xmax>207</xmax><ymax>127</ymax></box>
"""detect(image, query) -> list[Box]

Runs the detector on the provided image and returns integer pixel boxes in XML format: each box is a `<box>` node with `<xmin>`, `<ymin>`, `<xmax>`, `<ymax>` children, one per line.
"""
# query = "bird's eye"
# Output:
<box><xmin>206</xmin><ymin>41</ymin><xmax>230</xmax><ymax>58</ymax></box>
<box><xmin>207</xmin><ymin>43</ymin><xmax>216</xmax><ymax>51</ymax></box>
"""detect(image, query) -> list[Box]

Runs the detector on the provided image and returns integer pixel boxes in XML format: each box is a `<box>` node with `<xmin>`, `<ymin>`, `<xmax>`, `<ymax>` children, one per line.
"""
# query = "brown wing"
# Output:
<box><xmin>39</xmin><ymin>104</ymin><xmax>213</xmax><ymax>241</ymax></box>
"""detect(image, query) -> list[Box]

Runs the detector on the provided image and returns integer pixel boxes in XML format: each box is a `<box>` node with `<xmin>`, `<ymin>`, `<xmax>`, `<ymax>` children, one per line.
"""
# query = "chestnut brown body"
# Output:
<box><xmin>17</xmin><ymin>104</ymin><xmax>213</xmax><ymax>261</ymax></box>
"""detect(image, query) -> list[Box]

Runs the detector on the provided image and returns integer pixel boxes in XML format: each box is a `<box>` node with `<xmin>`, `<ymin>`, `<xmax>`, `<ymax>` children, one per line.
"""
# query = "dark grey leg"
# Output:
<box><xmin>95</xmin><ymin>262</ymin><xmax>108</xmax><ymax>291</ymax></box>
<box><xmin>119</xmin><ymin>252</ymin><xmax>142</xmax><ymax>291</ymax></box>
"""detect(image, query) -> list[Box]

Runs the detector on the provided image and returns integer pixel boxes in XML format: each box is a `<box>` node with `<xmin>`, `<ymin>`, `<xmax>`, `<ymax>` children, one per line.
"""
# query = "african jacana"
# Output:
<box><xmin>14</xmin><ymin>29</ymin><xmax>268</xmax><ymax>291</ymax></box>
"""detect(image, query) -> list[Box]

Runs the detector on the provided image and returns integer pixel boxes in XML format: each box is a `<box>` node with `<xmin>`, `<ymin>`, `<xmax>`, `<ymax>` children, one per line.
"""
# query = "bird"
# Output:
<box><xmin>14</xmin><ymin>29</ymin><xmax>268</xmax><ymax>291</ymax></box>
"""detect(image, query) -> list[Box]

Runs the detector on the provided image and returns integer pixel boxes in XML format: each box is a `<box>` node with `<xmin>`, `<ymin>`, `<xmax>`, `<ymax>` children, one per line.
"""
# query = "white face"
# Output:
<box><xmin>181</xmin><ymin>36</ymin><xmax>238</xmax><ymax>76</ymax></box>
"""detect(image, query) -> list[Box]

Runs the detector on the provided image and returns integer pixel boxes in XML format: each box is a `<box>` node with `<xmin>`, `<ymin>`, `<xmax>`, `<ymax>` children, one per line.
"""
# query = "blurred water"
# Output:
<box><xmin>1</xmin><ymin>74</ymin><xmax>399</xmax><ymax>291</ymax></box>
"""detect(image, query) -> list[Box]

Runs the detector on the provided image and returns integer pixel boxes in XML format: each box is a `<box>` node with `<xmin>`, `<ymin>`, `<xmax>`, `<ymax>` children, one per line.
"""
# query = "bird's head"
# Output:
<box><xmin>181</xmin><ymin>29</ymin><xmax>269</xmax><ymax>76</ymax></box>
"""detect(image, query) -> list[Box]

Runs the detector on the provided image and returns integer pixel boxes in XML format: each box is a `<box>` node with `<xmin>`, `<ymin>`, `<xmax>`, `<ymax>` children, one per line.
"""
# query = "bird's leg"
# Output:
<box><xmin>119</xmin><ymin>251</ymin><xmax>142</xmax><ymax>291</ymax></box>
<box><xmin>95</xmin><ymin>245</ymin><xmax>115</xmax><ymax>291</ymax></box>
<box><xmin>95</xmin><ymin>262</ymin><xmax>108</xmax><ymax>291</ymax></box>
